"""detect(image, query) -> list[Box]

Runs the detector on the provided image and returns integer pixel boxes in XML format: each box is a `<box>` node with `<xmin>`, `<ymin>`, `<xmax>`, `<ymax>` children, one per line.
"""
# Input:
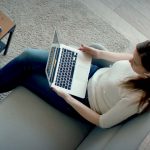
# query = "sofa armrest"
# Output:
<box><xmin>77</xmin><ymin>110</ymin><xmax>150</xmax><ymax>150</ymax></box>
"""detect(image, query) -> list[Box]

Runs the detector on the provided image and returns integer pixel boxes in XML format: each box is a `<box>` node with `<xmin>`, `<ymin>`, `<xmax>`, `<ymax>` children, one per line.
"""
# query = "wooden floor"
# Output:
<box><xmin>81</xmin><ymin>0</ymin><xmax>150</xmax><ymax>49</ymax></box>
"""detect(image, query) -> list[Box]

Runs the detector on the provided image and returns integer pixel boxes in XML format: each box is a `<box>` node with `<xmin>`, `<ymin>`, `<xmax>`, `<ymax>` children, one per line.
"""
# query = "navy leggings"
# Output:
<box><xmin>0</xmin><ymin>48</ymin><xmax>100</xmax><ymax>123</ymax></box>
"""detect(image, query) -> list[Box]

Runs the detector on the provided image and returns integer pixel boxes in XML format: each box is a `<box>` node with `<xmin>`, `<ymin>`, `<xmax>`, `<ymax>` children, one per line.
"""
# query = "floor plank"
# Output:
<box><xmin>127</xmin><ymin>0</ymin><xmax>150</xmax><ymax>21</ymax></box>
<box><xmin>114</xmin><ymin>0</ymin><xmax>150</xmax><ymax>39</ymax></box>
<box><xmin>81</xmin><ymin>0</ymin><xmax>147</xmax><ymax>48</ymax></box>
<box><xmin>99</xmin><ymin>0</ymin><xmax>123</xmax><ymax>10</ymax></box>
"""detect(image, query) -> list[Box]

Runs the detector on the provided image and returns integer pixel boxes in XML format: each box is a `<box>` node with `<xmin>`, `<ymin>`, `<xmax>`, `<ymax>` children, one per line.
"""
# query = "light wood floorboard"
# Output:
<box><xmin>127</xmin><ymin>0</ymin><xmax>150</xmax><ymax>21</ymax></box>
<box><xmin>100</xmin><ymin>0</ymin><xmax>123</xmax><ymax>10</ymax></box>
<box><xmin>114</xmin><ymin>0</ymin><xmax>150</xmax><ymax>39</ymax></box>
<box><xmin>81</xmin><ymin>0</ymin><xmax>148</xmax><ymax>50</ymax></box>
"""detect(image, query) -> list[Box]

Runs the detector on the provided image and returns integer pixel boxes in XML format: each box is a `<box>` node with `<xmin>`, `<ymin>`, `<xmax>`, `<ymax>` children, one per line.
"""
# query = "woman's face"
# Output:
<box><xmin>129</xmin><ymin>48</ymin><xmax>150</xmax><ymax>76</ymax></box>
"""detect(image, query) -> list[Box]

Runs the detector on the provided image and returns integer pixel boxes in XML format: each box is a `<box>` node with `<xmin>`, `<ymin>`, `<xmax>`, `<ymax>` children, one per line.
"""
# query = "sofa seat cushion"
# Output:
<box><xmin>0</xmin><ymin>86</ymin><xmax>92</xmax><ymax>150</ymax></box>
<box><xmin>77</xmin><ymin>111</ymin><xmax>150</xmax><ymax>150</ymax></box>
<box><xmin>139</xmin><ymin>131</ymin><xmax>150</xmax><ymax>150</ymax></box>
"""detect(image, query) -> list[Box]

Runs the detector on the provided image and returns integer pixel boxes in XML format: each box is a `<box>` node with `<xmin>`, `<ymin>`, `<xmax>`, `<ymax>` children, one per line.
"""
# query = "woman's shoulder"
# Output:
<box><xmin>114</xmin><ymin>60</ymin><xmax>130</xmax><ymax>66</ymax></box>
<box><xmin>112</xmin><ymin>60</ymin><xmax>131</xmax><ymax>71</ymax></box>
<box><xmin>120</xmin><ymin>87</ymin><xmax>143</xmax><ymax>104</ymax></box>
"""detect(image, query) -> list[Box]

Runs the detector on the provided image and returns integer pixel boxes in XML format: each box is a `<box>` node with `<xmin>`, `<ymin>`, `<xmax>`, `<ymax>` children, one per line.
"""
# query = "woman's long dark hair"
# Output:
<box><xmin>122</xmin><ymin>40</ymin><xmax>150</xmax><ymax>113</ymax></box>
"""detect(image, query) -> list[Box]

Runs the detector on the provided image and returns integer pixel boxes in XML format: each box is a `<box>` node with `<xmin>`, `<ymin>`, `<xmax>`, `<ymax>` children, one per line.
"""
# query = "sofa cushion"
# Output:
<box><xmin>77</xmin><ymin>126</ymin><xmax>122</xmax><ymax>150</ymax></box>
<box><xmin>0</xmin><ymin>86</ymin><xmax>92</xmax><ymax>150</ymax></box>
<box><xmin>77</xmin><ymin>111</ymin><xmax>150</xmax><ymax>150</ymax></box>
<box><xmin>138</xmin><ymin>131</ymin><xmax>150</xmax><ymax>150</ymax></box>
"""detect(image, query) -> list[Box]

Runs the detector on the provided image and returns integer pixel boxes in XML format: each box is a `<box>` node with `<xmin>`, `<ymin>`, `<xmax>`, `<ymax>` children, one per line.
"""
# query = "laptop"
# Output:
<box><xmin>45</xmin><ymin>31</ymin><xmax>92</xmax><ymax>98</ymax></box>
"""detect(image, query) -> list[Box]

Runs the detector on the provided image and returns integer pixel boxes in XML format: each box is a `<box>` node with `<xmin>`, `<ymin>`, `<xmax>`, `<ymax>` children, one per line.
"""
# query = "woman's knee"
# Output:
<box><xmin>89</xmin><ymin>43</ymin><xmax>108</xmax><ymax>51</ymax></box>
<box><xmin>89</xmin><ymin>43</ymin><xmax>113</xmax><ymax>67</ymax></box>
<box><xmin>17</xmin><ymin>48</ymin><xmax>48</xmax><ymax>64</ymax></box>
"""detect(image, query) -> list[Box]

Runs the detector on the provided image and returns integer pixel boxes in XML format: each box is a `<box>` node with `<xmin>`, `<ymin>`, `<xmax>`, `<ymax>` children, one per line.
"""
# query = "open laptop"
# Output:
<box><xmin>45</xmin><ymin>31</ymin><xmax>92</xmax><ymax>98</ymax></box>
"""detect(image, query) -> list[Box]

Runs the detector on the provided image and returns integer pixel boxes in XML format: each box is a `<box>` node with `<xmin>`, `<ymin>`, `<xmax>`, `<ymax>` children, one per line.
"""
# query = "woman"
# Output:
<box><xmin>0</xmin><ymin>40</ymin><xmax>150</xmax><ymax>128</ymax></box>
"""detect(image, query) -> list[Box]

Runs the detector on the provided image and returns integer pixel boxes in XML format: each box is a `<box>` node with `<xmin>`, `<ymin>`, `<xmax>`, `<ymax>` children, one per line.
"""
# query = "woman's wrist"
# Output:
<box><xmin>97</xmin><ymin>50</ymin><xmax>103</xmax><ymax>59</ymax></box>
<box><xmin>65</xmin><ymin>95</ymin><xmax>77</xmax><ymax>105</ymax></box>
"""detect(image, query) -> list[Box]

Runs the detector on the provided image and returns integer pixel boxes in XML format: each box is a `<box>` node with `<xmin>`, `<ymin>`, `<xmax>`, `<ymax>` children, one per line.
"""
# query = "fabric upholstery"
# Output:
<box><xmin>77</xmin><ymin>111</ymin><xmax>150</xmax><ymax>150</ymax></box>
<box><xmin>0</xmin><ymin>86</ymin><xmax>92</xmax><ymax>150</ymax></box>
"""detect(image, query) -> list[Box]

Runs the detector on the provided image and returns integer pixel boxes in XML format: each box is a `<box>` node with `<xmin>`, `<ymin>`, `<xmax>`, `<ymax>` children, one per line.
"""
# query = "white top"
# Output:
<box><xmin>88</xmin><ymin>60</ymin><xmax>146</xmax><ymax>128</ymax></box>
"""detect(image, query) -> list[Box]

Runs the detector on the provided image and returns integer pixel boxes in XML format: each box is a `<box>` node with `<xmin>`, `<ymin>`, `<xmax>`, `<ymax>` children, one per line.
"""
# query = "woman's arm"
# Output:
<box><xmin>79</xmin><ymin>44</ymin><xmax>133</xmax><ymax>62</ymax></box>
<box><xmin>67</xmin><ymin>96</ymin><xmax>100</xmax><ymax>126</ymax></box>
<box><xmin>52</xmin><ymin>86</ymin><xmax>139</xmax><ymax>128</ymax></box>
<box><xmin>52</xmin><ymin>86</ymin><xmax>100</xmax><ymax>126</ymax></box>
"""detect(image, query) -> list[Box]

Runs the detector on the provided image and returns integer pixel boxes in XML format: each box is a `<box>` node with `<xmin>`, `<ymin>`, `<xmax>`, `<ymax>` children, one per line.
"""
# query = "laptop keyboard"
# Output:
<box><xmin>55</xmin><ymin>48</ymin><xmax>78</xmax><ymax>90</ymax></box>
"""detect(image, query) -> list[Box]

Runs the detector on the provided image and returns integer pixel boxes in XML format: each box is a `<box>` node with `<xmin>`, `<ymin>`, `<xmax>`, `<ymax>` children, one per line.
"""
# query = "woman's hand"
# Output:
<box><xmin>52</xmin><ymin>85</ymin><xmax>100</xmax><ymax>126</ymax></box>
<box><xmin>79</xmin><ymin>44</ymin><xmax>133</xmax><ymax>62</ymax></box>
<box><xmin>79</xmin><ymin>44</ymin><xmax>101</xmax><ymax>59</ymax></box>
<box><xmin>51</xmin><ymin>85</ymin><xmax>72</xmax><ymax>102</ymax></box>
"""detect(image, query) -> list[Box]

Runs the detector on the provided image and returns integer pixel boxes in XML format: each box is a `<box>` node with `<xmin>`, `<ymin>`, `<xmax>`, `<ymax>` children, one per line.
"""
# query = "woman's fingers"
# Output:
<box><xmin>79</xmin><ymin>44</ymin><xmax>101</xmax><ymax>58</ymax></box>
<box><xmin>78</xmin><ymin>44</ymin><xmax>85</xmax><ymax>51</ymax></box>
<box><xmin>51</xmin><ymin>85</ymin><xmax>62</xmax><ymax>95</ymax></box>
<box><xmin>79</xmin><ymin>44</ymin><xmax>91</xmax><ymax>52</ymax></box>
<box><xmin>51</xmin><ymin>85</ymin><xmax>70</xmax><ymax>99</ymax></box>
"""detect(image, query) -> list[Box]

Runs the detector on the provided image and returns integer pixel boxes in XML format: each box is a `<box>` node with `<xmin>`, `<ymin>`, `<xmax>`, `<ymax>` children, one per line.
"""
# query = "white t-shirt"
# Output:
<box><xmin>88</xmin><ymin>60</ymin><xmax>145</xmax><ymax>128</ymax></box>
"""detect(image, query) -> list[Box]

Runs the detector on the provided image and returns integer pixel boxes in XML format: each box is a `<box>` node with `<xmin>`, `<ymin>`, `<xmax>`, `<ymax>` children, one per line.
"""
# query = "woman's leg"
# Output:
<box><xmin>22</xmin><ymin>44</ymin><xmax>112</xmax><ymax>124</ymax></box>
<box><xmin>0</xmin><ymin>48</ymin><xmax>48</xmax><ymax>92</ymax></box>
<box><xmin>23</xmin><ymin>74</ymin><xmax>92</xmax><ymax>123</ymax></box>
<box><xmin>0</xmin><ymin>48</ymin><xmax>92</xmax><ymax>124</ymax></box>
<box><xmin>0</xmin><ymin>44</ymin><xmax>110</xmax><ymax>124</ymax></box>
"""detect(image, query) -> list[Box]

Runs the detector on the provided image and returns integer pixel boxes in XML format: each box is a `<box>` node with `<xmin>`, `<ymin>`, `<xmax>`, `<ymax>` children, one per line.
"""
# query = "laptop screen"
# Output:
<box><xmin>46</xmin><ymin>47</ymin><xmax>60</xmax><ymax>84</ymax></box>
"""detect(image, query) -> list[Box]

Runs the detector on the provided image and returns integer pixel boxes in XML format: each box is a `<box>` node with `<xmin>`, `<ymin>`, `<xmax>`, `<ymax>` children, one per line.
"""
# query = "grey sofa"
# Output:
<box><xmin>0</xmin><ymin>44</ymin><xmax>150</xmax><ymax>150</ymax></box>
<box><xmin>1</xmin><ymin>86</ymin><xmax>150</xmax><ymax>150</ymax></box>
